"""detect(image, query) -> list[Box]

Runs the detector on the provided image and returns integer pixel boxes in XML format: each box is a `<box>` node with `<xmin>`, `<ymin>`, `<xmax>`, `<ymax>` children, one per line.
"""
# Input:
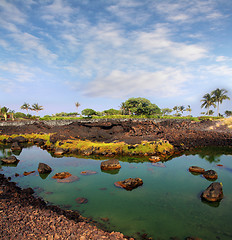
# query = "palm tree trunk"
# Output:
<box><xmin>217</xmin><ymin>102</ymin><xmax>219</xmax><ymax>117</ymax></box>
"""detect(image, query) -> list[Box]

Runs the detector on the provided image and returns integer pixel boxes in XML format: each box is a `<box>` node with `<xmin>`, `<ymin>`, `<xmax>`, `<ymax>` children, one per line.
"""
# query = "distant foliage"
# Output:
<box><xmin>121</xmin><ymin>97</ymin><xmax>161</xmax><ymax>116</ymax></box>
<box><xmin>81</xmin><ymin>108</ymin><xmax>97</xmax><ymax>117</ymax></box>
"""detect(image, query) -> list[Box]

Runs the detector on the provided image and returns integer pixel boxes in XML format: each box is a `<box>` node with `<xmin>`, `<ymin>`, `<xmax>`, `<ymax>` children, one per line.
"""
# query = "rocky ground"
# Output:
<box><xmin>0</xmin><ymin>174</ymin><xmax>132</xmax><ymax>240</ymax></box>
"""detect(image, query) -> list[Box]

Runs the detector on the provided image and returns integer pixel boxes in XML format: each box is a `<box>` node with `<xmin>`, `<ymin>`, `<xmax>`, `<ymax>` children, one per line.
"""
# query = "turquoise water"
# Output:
<box><xmin>1</xmin><ymin>146</ymin><xmax>232</xmax><ymax>240</ymax></box>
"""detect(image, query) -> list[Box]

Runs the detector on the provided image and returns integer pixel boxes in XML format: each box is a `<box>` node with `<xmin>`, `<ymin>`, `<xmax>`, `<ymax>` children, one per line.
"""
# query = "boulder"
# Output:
<box><xmin>23</xmin><ymin>171</ymin><xmax>35</xmax><ymax>176</ymax></box>
<box><xmin>1</xmin><ymin>156</ymin><xmax>19</xmax><ymax>164</ymax></box>
<box><xmin>189</xmin><ymin>166</ymin><xmax>205</xmax><ymax>174</ymax></box>
<box><xmin>11</xmin><ymin>142</ymin><xmax>21</xmax><ymax>151</ymax></box>
<box><xmin>114</xmin><ymin>177</ymin><xmax>143</xmax><ymax>191</ymax></box>
<box><xmin>100</xmin><ymin>159</ymin><xmax>121</xmax><ymax>170</ymax></box>
<box><xmin>203</xmin><ymin>170</ymin><xmax>218</xmax><ymax>180</ymax></box>
<box><xmin>38</xmin><ymin>163</ymin><xmax>52</xmax><ymax>174</ymax></box>
<box><xmin>201</xmin><ymin>182</ymin><xmax>223</xmax><ymax>202</ymax></box>
<box><xmin>52</xmin><ymin>172</ymin><xmax>72</xmax><ymax>179</ymax></box>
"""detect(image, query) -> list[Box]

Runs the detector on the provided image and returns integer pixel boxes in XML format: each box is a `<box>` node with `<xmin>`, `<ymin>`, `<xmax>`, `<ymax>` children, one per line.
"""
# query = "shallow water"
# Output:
<box><xmin>1</xmin><ymin>146</ymin><xmax>232</xmax><ymax>240</ymax></box>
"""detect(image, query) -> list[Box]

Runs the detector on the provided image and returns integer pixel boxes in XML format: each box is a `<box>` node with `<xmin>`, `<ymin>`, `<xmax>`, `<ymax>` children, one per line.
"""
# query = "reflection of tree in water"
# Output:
<box><xmin>0</xmin><ymin>148</ymin><xmax>12</xmax><ymax>157</ymax></box>
<box><xmin>197</xmin><ymin>147</ymin><xmax>223</xmax><ymax>163</ymax></box>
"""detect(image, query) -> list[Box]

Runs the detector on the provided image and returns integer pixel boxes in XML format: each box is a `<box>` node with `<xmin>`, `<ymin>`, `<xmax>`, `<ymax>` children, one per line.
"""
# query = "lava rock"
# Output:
<box><xmin>52</xmin><ymin>172</ymin><xmax>72</xmax><ymax>179</ymax></box>
<box><xmin>75</xmin><ymin>197</ymin><xmax>88</xmax><ymax>204</ymax></box>
<box><xmin>80</xmin><ymin>170</ymin><xmax>97</xmax><ymax>175</ymax></box>
<box><xmin>57</xmin><ymin>175</ymin><xmax>80</xmax><ymax>183</ymax></box>
<box><xmin>11</xmin><ymin>142</ymin><xmax>22</xmax><ymax>151</ymax></box>
<box><xmin>189</xmin><ymin>166</ymin><xmax>205</xmax><ymax>174</ymax></box>
<box><xmin>203</xmin><ymin>170</ymin><xmax>218</xmax><ymax>180</ymax></box>
<box><xmin>1</xmin><ymin>156</ymin><xmax>19</xmax><ymax>164</ymax></box>
<box><xmin>114</xmin><ymin>178</ymin><xmax>143</xmax><ymax>191</ymax></box>
<box><xmin>100</xmin><ymin>159</ymin><xmax>121</xmax><ymax>170</ymax></box>
<box><xmin>201</xmin><ymin>182</ymin><xmax>223</xmax><ymax>202</ymax></box>
<box><xmin>38</xmin><ymin>163</ymin><xmax>52</xmax><ymax>174</ymax></box>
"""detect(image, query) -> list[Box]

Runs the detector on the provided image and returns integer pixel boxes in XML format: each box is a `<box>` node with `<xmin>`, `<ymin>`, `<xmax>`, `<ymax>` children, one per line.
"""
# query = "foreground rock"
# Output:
<box><xmin>101</xmin><ymin>159</ymin><xmax>121</xmax><ymax>170</ymax></box>
<box><xmin>1</xmin><ymin>156</ymin><xmax>19</xmax><ymax>164</ymax></box>
<box><xmin>189</xmin><ymin>166</ymin><xmax>205</xmax><ymax>174</ymax></box>
<box><xmin>201</xmin><ymin>182</ymin><xmax>223</xmax><ymax>202</ymax></box>
<box><xmin>114</xmin><ymin>178</ymin><xmax>143</xmax><ymax>191</ymax></box>
<box><xmin>0</xmin><ymin>173</ymin><xmax>131</xmax><ymax>240</ymax></box>
<box><xmin>38</xmin><ymin>163</ymin><xmax>52</xmax><ymax>174</ymax></box>
<box><xmin>149</xmin><ymin>156</ymin><xmax>161</xmax><ymax>163</ymax></box>
<box><xmin>203</xmin><ymin>170</ymin><xmax>218</xmax><ymax>180</ymax></box>
<box><xmin>52</xmin><ymin>172</ymin><xmax>72</xmax><ymax>179</ymax></box>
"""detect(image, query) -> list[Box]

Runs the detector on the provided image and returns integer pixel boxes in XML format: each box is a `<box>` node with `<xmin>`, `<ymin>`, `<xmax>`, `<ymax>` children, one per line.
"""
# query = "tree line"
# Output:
<box><xmin>0</xmin><ymin>88</ymin><xmax>231</xmax><ymax>121</ymax></box>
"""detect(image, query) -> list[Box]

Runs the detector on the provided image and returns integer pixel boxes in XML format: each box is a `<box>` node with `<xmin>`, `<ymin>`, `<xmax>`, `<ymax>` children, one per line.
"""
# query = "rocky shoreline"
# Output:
<box><xmin>0</xmin><ymin>173</ymin><xmax>132</xmax><ymax>240</ymax></box>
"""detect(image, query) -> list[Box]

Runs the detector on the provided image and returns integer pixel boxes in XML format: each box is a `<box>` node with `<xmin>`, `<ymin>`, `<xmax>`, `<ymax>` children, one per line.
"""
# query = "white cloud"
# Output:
<box><xmin>83</xmin><ymin>68</ymin><xmax>190</xmax><ymax>98</ymax></box>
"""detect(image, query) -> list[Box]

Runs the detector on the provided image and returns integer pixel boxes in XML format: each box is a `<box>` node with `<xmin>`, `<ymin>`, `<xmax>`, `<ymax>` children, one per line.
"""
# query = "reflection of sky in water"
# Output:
<box><xmin>1</xmin><ymin>146</ymin><xmax>232</xmax><ymax>240</ymax></box>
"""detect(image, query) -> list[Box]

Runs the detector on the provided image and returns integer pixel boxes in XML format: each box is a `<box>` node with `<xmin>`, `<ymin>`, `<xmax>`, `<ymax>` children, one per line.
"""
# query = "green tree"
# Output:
<box><xmin>201</xmin><ymin>93</ymin><xmax>216</xmax><ymax>116</ymax></box>
<box><xmin>211</xmin><ymin>88</ymin><xmax>230</xmax><ymax>116</ymax></box>
<box><xmin>9</xmin><ymin>110</ymin><xmax>15</xmax><ymax>121</ymax></box>
<box><xmin>81</xmin><ymin>108</ymin><xmax>97</xmax><ymax>117</ymax></box>
<box><xmin>162</xmin><ymin>108</ymin><xmax>172</xmax><ymax>116</ymax></box>
<box><xmin>121</xmin><ymin>97</ymin><xmax>161</xmax><ymax>116</ymax></box>
<box><xmin>103</xmin><ymin>108</ymin><xmax>121</xmax><ymax>116</ymax></box>
<box><xmin>1</xmin><ymin>106</ymin><xmax>9</xmax><ymax>121</ymax></box>
<box><xmin>225</xmin><ymin>110</ymin><xmax>232</xmax><ymax>117</ymax></box>
<box><xmin>178</xmin><ymin>106</ymin><xmax>185</xmax><ymax>116</ymax></box>
<box><xmin>31</xmin><ymin>103</ymin><xmax>43</xmax><ymax>116</ymax></box>
<box><xmin>186</xmin><ymin>105</ymin><xmax>192</xmax><ymax>116</ymax></box>
<box><xmin>20</xmin><ymin>103</ymin><xmax>30</xmax><ymax>114</ymax></box>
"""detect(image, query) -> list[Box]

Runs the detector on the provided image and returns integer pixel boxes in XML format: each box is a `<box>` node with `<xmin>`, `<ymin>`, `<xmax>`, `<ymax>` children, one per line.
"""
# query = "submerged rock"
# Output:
<box><xmin>201</xmin><ymin>182</ymin><xmax>223</xmax><ymax>202</ymax></box>
<box><xmin>1</xmin><ymin>156</ymin><xmax>19</xmax><ymax>164</ymax></box>
<box><xmin>38</xmin><ymin>163</ymin><xmax>52</xmax><ymax>174</ymax></box>
<box><xmin>52</xmin><ymin>172</ymin><xmax>72</xmax><ymax>179</ymax></box>
<box><xmin>80</xmin><ymin>170</ymin><xmax>97</xmax><ymax>175</ymax></box>
<box><xmin>54</xmin><ymin>148</ymin><xmax>66</xmax><ymax>155</ymax></box>
<box><xmin>149</xmin><ymin>156</ymin><xmax>161</xmax><ymax>163</ymax></box>
<box><xmin>75</xmin><ymin>197</ymin><xmax>88</xmax><ymax>204</ymax></box>
<box><xmin>23</xmin><ymin>171</ymin><xmax>35</xmax><ymax>176</ymax></box>
<box><xmin>189</xmin><ymin>166</ymin><xmax>205</xmax><ymax>174</ymax></box>
<box><xmin>114</xmin><ymin>178</ymin><xmax>143</xmax><ymax>191</ymax></box>
<box><xmin>57</xmin><ymin>175</ymin><xmax>80</xmax><ymax>183</ymax></box>
<box><xmin>100</xmin><ymin>159</ymin><xmax>121</xmax><ymax>170</ymax></box>
<box><xmin>203</xmin><ymin>170</ymin><xmax>218</xmax><ymax>180</ymax></box>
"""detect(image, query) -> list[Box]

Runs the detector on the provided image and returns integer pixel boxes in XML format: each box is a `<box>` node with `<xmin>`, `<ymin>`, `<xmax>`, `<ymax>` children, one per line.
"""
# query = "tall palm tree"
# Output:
<box><xmin>201</xmin><ymin>93</ymin><xmax>216</xmax><ymax>116</ymax></box>
<box><xmin>1</xmin><ymin>106</ymin><xmax>9</xmax><ymax>121</ymax></box>
<box><xmin>21</xmin><ymin>103</ymin><xmax>30</xmax><ymax>114</ymax></box>
<box><xmin>211</xmin><ymin>88</ymin><xmax>230</xmax><ymax>117</ymax></box>
<box><xmin>186</xmin><ymin>105</ymin><xmax>192</xmax><ymax>116</ymax></box>
<box><xmin>75</xmin><ymin>102</ymin><xmax>80</xmax><ymax>115</ymax></box>
<box><xmin>31</xmin><ymin>103</ymin><xmax>43</xmax><ymax>116</ymax></box>
<box><xmin>178</xmin><ymin>105</ymin><xmax>185</xmax><ymax>116</ymax></box>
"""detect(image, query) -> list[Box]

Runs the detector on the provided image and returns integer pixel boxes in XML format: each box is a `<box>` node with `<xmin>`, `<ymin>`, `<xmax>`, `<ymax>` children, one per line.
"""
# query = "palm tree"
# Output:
<box><xmin>31</xmin><ymin>103</ymin><xmax>43</xmax><ymax>116</ymax></box>
<box><xmin>75</xmin><ymin>102</ymin><xmax>80</xmax><ymax>115</ymax></box>
<box><xmin>178</xmin><ymin>105</ymin><xmax>185</xmax><ymax>116</ymax></box>
<box><xmin>201</xmin><ymin>93</ymin><xmax>216</xmax><ymax>116</ymax></box>
<box><xmin>21</xmin><ymin>103</ymin><xmax>30</xmax><ymax>114</ymax></box>
<box><xmin>211</xmin><ymin>88</ymin><xmax>230</xmax><ymax>117</ymax></box>
<box><xmin>9</xmin><ymin>110</ymin><xmax>15</xmax><ymax>121</ymax></box>
<box><xmin>186</xmin><ymin>105</ymin><xmax>192</xmax><ymax>116</ymax></box>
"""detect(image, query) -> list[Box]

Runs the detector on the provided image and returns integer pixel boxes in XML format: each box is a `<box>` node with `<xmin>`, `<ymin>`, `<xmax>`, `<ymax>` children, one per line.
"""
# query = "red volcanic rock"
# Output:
<box><xmin>38</xmin><ymin>163</ymin><xmax>52</xmax><ymax>174</ymax></box>
<box><xmin>100</xmin><ymin>159</ymin><xmax>121</xmax><ymax>170</ymax></box>
<box><xmin>23</xmin><ymin>171</ymin><xmax>35</xmax><ymax>176</ymax></box>
<box><xmin>1</xmin><ymin>156</ymin><xmax>19</xmax><ymax>164</ymax></box>
<box><xmin>75</xmin><ymin>197</ymin><xmax>88</xmax><ymax>204</ymax></box>
<box><xmin>203</xmin><ymin>170</ymin><xmax>218</xmax><ymax>180</ymax></box>
<box><xmin>114</xmin><ymin>178</ymin><xmax>143</xmax><ymax>191</ymax></box>
<box><xmin>201</xmin><ymin>182</ymin><xmax>223</xmax><ymax>202</ymax></box>
<box><xmin>189</xmin><ymin>166</ymin><xmax>205</xmax><ymax>174</ymax></box>
<box><xmin>57</xmin><ymin>175</ymin><xmax>80</xmax><ymax>183</ymax></box>
<box><xmin>149</xmin><ymin>156</ymin><xmax>160</xmax><ymax>163</ymax></box>
<box><xmin>52</xmin><ymin>172</ymin><xmax>72</xmax><ymax>179</ymax></box>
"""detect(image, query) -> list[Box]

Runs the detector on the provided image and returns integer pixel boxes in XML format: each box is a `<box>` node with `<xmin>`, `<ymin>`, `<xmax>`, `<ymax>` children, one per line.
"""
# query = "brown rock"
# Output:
<box><xmin>11</xmin><ymin>142</ymin><xmax>22</xmax><ymax>151</ymax></box>
<box><xmin>38</xmin><ymin>163</ymin><xmax>52</xmax><ymax>174</ymax></box>
<box><xmin>100</xmin><ymin>159</ymin><xmax>121</xmax><ymax>170</ymax></box>
<box><xmin>201</xmin><ymin>182</ymin><xmax>223</xmax><ymax>202</ymax></box>
<box><xmin>189</xmin><ymin>166</ymin><xmax>205</xmax><ymax>174</ymax></box>
<box><xmin>114</xmin><ymin>178</ymin><xmax>143</xmax><ymax>191</ymax></box>
<box><xmin>23</xmin><ymin>171</ymin><xmax>35</xmax><ymax>176</ymax></box>
<box><xmin>54</xmin><ymin>148</ymin><xmax>65</xmax><ymax>155</ymax></box>
<box><xmin>149</xmin><ymin>156</ymin><xmax>161</xmax><ymax>163</ymax></box>
<box><xmin>52</xmin><ymin>172</ymin><xmax>72</xmax><ymax>179</ymax></box>
<box><xmin>1</xmin><ymin>156</ymin><xmax>19</xmax><ymax>164</ymax></box>
<box><xmin>203</xmin><ymin>170</ymin><xmax>218</xmax><ymax>180</ymax></box>
<box><xmin>75</xmin><ymin>197</ymin><xmax>88</xmax><ymax>204</ymax></box>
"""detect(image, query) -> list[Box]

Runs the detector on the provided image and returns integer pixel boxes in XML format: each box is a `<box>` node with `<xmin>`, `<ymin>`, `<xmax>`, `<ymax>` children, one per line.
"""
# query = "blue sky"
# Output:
<box><xmin>0</xmin><ymin>0</ymin><xmax>231</xmax><ymax>116</ymax></box>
